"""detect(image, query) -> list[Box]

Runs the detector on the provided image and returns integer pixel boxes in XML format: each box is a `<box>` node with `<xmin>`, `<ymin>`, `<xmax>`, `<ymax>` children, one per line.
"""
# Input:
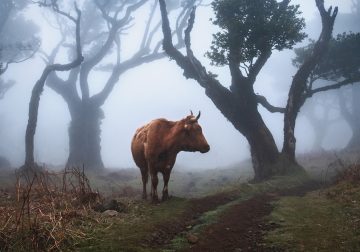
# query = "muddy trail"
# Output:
<box><xmin>145</xmin><ymin>181</ymin><xmax>322</xmax><ymax>251</ymax></box>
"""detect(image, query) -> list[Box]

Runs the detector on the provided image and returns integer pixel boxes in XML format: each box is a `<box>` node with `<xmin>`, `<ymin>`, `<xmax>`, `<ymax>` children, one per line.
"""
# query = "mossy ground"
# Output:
<box><xmin>264</xmin><ymin>181</ymin><xmax>360</xmax><ymax>251</ymax></box>
<box><xmin>74</xmin><ymin>197</ymin><xmax>189</xmax><ymax>252</ymax></box>
<box><xmin>1</xmin><ymin>154</ymin><xmax>359</xmax><ymax>252</ymax></box>
<box><xmin>75</xmin><ymin>171</ymin><xmax>310</xmax><ymax>252</ymax></box>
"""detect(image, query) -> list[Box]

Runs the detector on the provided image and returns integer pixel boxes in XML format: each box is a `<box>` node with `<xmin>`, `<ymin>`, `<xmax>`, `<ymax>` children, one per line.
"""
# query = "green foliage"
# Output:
<box><xmin>293</xmin><ymin>32</ymin><xmax>360</xmax><ymax>81</ymax></box>
<box><xmin>206</xmin><ymin>0</ymin><xmax>306</xmax><ymax>67</ymax></box>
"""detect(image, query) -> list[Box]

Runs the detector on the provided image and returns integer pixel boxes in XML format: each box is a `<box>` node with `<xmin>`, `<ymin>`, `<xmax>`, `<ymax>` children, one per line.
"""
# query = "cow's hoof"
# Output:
<box><xmin>162</xmin><ymin>194</ymin><xmax>169</xmax><ymax>201</ymax></box>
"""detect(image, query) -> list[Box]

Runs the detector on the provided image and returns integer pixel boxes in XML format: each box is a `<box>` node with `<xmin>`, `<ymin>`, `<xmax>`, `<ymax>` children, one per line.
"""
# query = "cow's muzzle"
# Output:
<box><xmin>200</xmin><ymin>144</ymin><xmax>210</xmax><ymax>153</ymax></box>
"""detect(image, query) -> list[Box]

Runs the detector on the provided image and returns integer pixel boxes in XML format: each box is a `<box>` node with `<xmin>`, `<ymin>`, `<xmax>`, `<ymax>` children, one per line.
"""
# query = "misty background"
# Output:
<box><xmin>0</xmin><ymin>0</ymin><xmax>357</xmax><ymax>170</ymax></box>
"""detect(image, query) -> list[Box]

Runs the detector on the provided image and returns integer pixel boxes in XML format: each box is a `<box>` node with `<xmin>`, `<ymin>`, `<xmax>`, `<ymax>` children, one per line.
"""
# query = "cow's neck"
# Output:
<box><xmin>164</xmin><ymin>121</ymin><xmax>185</xmax><ymax>154</ymax></box>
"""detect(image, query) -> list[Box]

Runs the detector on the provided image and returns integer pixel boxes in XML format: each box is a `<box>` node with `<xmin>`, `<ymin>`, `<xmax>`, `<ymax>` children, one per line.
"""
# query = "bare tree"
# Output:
<box><xmin>24</xmin><ymin>2</ymin><xmax>84</xmax><ymax>168</ymax></box>
<box><xmin>41</xmin><ymin>0</ymin><xmax>197</xmax><ymax>170</ymax></box>
<box><xmin>159</xmin><ymin>0</ymin><xmax>338</xmax><ymax>180</ymax></box>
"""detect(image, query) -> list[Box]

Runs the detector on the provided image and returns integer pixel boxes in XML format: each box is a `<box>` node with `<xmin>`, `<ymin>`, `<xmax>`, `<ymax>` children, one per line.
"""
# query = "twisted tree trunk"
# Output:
<box><xmin>282</xmin><ymin>0</ymin><xmax>338</xmax><ymax>162</ymax></box>
<box><xmin>67</xmin><ymin>102</ymin><xmax>104</xmax><ymax>170</ymax></box>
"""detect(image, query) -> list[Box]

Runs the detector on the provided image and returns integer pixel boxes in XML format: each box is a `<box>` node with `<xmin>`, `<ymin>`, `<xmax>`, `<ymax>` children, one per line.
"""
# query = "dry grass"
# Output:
<box><xmin>334</xmin><ymin>163</ymin><xmax>360</xmax><ymax>184</ymax></box>
<box><xmin>0</xmin><ymin>166</ymin><xmax>102</xmax><ymax>251</ymax></box>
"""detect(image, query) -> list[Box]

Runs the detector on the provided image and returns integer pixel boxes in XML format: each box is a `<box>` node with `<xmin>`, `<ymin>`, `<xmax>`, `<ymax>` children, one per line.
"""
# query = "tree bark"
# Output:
<box><xmin>207</xmin><ymin>91</ymin><xmax>281</xmax><ymax>181</ymax></box>
<box><xmin>66</xmin><ymin>102</ymin><xmax>104</xmax><ymax>170</ymax></box>
<box><xmin>240</xmin><ymin>113</ymin><xmax>281</xmax><ymax>181</ymax></box>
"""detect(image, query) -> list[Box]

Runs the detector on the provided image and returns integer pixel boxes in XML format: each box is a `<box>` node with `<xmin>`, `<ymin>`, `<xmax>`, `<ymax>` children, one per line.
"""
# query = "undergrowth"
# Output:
<box><xmin>0</xmin><ymin>166</ymin><xmax>102</xmax><ymax>251</ymax></box>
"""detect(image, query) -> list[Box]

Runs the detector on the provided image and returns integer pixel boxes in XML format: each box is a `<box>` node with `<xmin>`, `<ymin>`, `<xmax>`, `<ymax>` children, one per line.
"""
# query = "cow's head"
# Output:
<box><xmin>180</xmin><ymin>111</ymin><xmax>210</xmax><ymax>153</ymax></box>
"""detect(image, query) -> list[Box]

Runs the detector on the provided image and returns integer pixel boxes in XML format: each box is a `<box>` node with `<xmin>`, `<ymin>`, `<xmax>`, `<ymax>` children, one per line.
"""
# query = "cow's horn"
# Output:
<box><xmin>190</xmin><ymin>110</ymin><xmax>193</xmax><ymax>116</ymax></box>
<box><xmin>196</xmin><ymin>111</ymin><xmax>201</xmax><ymax>120</ymax></box>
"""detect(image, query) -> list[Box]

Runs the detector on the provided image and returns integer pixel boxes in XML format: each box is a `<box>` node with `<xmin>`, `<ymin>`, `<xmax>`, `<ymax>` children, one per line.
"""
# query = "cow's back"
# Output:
<box><xmin>131</xmin><ymin>119</ymin><xmax>174</xmax><ymax>172</ymax></box>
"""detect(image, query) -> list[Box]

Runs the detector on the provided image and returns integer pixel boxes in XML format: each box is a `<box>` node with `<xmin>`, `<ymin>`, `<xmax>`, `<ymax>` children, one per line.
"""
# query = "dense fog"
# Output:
<box><xmin>0</xmin><ymin>0</ymin><xmax>358</xmax><ymax>170</ymax></box>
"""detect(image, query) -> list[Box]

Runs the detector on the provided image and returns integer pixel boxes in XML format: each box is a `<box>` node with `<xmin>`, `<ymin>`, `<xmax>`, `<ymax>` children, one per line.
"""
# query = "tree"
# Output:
<box><xmin>160</xmin><ymin>0</ymin><xmax>338</xmax><ymax>181</ymax></box>
<box><xmin>293</xmin><ymin>32</ymin><xmax>360</xmax><ymax>150</ymax></box>
<box><xmin>40</xmin><ymin>0</ymin><xmax>196</xmax><ymax>170</ymax></box>
<box><xmin>339</xmin><ymin>85</ymin><xmax>360</xmax><ymax>150</ymax></box>
<box><xmin>24</xmin><ymin>2</ymin><xmax>84</xmax><ymax>168</ymax></box>
<box><xmin>300</xmin><ymin>93</ymin><xmax>340</xmax><ymax>150</ymax></box>
<box><xmin>0</xmin><ymin>0</ymin><xmax>40</xmax><ymax>96</ymax></box>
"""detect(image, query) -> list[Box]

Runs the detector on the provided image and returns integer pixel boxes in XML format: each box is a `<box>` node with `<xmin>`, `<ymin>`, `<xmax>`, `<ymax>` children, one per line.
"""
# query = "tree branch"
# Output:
<box><xmin>159</xmin><ymin>0</ymin><xmax>236</xmax><ymax>122</ymax></box>
<box><xmin>24</xmin><ymin>3</ymin><xmax>84</xmax><ymax>166</ymax></box>
<box><xmin>256</xmin><ymin>95</ymin><xmax>285</xmax><ymax>113</ymax></box>
<box><xmin>248</xmin><ymin>49</ymin><xmax>272</xmax><ymax>84</ymax></box>
<box><xmin>306</xmin><ymin>75</ymin><xmax>360</xmax><ymax>97</ymax></box>
<box><xmin>92</xmin><ymin>51</ymin><xmax>166</xmax><ymax>106</ymax></box>
<box><xmin>79</xmin><ymin>0</ymin><xmax>147</xmax><ymax>100</ymax></box>
<box><xmin>140</xmin><ymin>0</ymin><xmax>158</xmax><ymax>50</ymax></box>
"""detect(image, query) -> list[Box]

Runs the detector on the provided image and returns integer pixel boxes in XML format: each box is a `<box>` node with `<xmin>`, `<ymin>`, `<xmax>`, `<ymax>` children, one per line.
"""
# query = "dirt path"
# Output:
<box><xmin>144</xmin><ymin>181</ymin><xmax>322</xmax><ymax>251</ymax></box>
<box><xmin>144</xmin><ymin>192</ymin><xmax>239</xmax><ymax>246</ymax></box>
<box><xmin>185</xmin><ymin>194</ymin><xmax>275</xmax><ymax>252</ymax></box>
<box><xmin>185</xmin><ymin>182</ymin><xmax>321</xmax><ymax>252</ymax></box>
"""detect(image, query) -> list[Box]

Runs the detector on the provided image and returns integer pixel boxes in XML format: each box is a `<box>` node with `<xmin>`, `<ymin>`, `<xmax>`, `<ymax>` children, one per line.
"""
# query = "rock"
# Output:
<box><xmin>93</xmin><ymin>203</ymin><xmax>106</xmax><ymax>212</ymax></box>
<box><xmin>102</xmin><ymin>210</ymin><xmax>119</xmax><ymax>217</ymax></box>
<box><xmin>186</xmin><ymin>233</ymin><xmax>199</xmax><ymax>244</ymax></box>
<box><xmin>93</xmin><ymin>199</ymin><xmax>126</xmax><ymax>213</ymax></box>
<box><xmin>106</xmin><ymin>199</ymin><xmax>126</xmax><ymax>212</ymax></box>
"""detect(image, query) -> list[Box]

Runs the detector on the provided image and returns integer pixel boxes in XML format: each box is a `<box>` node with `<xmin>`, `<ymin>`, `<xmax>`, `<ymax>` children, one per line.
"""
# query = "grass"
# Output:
<box><xmin>71</xmin><ymin>170</ymin><xmax>310</xmax><ymax>252</ymax></box>
<box><xmin>264</xmin><ymin>181</ymin><xmax>360</xmax><ymax>251</ymax></box>
<box><xmin>164</xmin><ymin>170</ymin><xmax>310</xmax><ymax>251</ymax></box>
<box><xmin>84</xmin><ymin>161</ymin><xmax>254</xmax><ymax>199</ymax></box>
<box><xmin>3</xmin><ymin>157</ymin><xmax>357</xmax><ymax>252</ymax></box>
<box><xmin>74</xmin><ymin>197</ymin><xmax>189</xmax><ymax>252</ymax></box>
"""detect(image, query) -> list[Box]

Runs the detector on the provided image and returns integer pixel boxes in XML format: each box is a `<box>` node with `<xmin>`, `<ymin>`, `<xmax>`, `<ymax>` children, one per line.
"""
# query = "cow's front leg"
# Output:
<box><xmin>162</xmin><ymin>171</ymin><xmax>170</xmax><ymax>201</ymax></box>
<box><xmin>150</xmin><ymin>171</ymin><xmax>159</xmax><ymax>203</ymax></box>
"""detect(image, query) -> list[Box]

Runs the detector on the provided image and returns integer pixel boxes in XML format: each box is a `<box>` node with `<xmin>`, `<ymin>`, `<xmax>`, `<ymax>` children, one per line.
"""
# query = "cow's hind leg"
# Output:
<box><xmin>150</xmin><ymin>170</ymin><xmax>159</xmax><ymax>203</ymax></box>
<box><xmin>162</xmin><ymin>171</ymin><xmax>170</xmax><ymax>201</ymax></box>
<box><xmin>140</xmin><ymin>167</ymin><xmax>148</xmax><ymax>200</ymax></box>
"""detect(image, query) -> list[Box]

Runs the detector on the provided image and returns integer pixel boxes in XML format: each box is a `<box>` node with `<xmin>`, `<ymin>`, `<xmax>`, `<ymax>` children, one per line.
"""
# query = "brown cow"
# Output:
<box><xmin>131</xmin><ymin>111</ymin><xmax>210</xmax><ymax>203</ymax></box>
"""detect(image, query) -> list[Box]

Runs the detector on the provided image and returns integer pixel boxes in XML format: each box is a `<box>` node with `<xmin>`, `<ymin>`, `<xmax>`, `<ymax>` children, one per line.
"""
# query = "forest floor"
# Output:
<box><xmin>1</xmin><ymin>150</ymin><xmax>360</xmax><ymax>251</ymax></box>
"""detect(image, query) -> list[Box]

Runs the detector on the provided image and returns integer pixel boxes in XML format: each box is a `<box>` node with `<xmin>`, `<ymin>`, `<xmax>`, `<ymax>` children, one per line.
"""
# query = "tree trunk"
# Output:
<box><xmin>282</xmin><ymin>2</ymin><xmax>337</xmax><ymax>162</ymax></box>
<box><xmin>66</xmin><ymin>102</ymin><xmax>104</xmax><ymax>170</ymax></box>
<box><xmin>216</xmin><ymin>96</ymin><xmax>283</xmax><ymax>181</ymax></box>
<box><xmin>347</xmin><ymin>129</ymin><xmax>360</xmax><ymax>150</ymax></box>
<box><xmin>341</xmin><ymin>85</ymin><xmax>360</xmax><ymax>150</ymax></box>
<box><xmin>242</xmin><ymin>115</ymin><xmax>281</xmax><ymax>181</ymax></box>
